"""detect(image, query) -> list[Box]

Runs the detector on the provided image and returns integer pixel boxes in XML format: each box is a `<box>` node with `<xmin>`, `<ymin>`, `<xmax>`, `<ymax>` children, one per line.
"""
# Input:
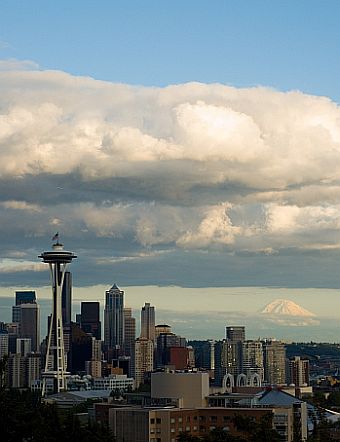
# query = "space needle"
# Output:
<box><xmin>39</xmin><ymin>234</ymin><xmax>77</xmax><ymax>395</ymax></box>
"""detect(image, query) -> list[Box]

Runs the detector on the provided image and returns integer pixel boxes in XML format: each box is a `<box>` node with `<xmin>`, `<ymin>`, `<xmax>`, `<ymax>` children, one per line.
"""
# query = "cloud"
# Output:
<box><xmin>1</xmin><ymin>65</ymin><xmax>340</xmax><ymax>281</ymax></box>
<box><xmin>0</xmin><ymin>58</ymin><xmax>39</xmax><ymax>71</ymax></box>
<box><xmin>0</xmin><ymin>259</ymin><xmax>45</xmax><ymax>273</ymax></box>
<box><xmin>1</xmin><ymin>200</ymin><xmax>42</xmax><ymax>212</ymax></box>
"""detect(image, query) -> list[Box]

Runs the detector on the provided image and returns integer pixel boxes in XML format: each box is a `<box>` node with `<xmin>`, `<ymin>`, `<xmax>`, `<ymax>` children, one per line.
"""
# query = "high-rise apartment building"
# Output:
<box><xmin>135</xmin><ymin>337</ymin><xmax>153</xmax><ymax>388</ymax></box>
<box><xmin>104</xmin><ymin>284</ymin><xmax>124</xmax><ymax>352</ymax></box>
<box><xmin>20</xmin><ymin>303</ymin><xmax>40</xmax><ymax>352</ymax></box>
<box><xmin>242</xmin><ymin>340</ymin><xmax>264</xmax><ymax>380</ymax></box>
<box><xmin>288</xmin><ymin>356</ymin><xmax>309</xmax><ymax>387</ymax></box>
<box><xmin>81</xmin><ymin>301</ymin><xmax>101</xmax><ymax>340</ymax></box>
<box><xmin>226</xmin><ymin>326</ymin><xmax>245</xmax><ymax>343</ymax></box>
<box><xmin>263</xmin><ymin>340</ymin><xmax>286</xmax><ymax>385</ymax></box>
<box><xmin>225</xmin><ymin>325</ymin><xmax>245</xmax><ymax>378</ymax></box>
<box><xmin>141</xmin><ymin>303</ymin><xmax>155</xmax><ymax>342</ymax></box>
<box><xmin>0</xmin><ymin>330</ymin><xmax>9</xmax><ymax>359</ymax></box>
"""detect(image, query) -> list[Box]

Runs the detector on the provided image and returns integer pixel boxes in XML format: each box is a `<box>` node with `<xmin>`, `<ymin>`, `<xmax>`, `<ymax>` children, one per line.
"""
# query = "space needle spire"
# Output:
<box><xmin>39</xmin><ymin>234</ymin><xmax>77</xmax><ymax>396</ymax></box>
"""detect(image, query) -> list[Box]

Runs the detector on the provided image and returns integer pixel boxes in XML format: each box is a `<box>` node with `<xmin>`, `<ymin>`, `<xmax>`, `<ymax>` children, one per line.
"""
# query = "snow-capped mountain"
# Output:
<box><xmin>261</xmin><ymin>299</ymin><xmax>315</xmax><ymax>317</ymax></box>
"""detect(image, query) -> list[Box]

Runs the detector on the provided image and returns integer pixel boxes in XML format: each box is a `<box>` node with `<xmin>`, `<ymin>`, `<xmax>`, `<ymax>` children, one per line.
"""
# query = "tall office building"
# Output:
<box><xmin>20</xmin><ymin>303</ymin><xmax>40</xmax><ymax>352</ymax></box>
<box><xmin>6</xmin><ymin>323</ymin><xmax>19</xmax><ymax>354</ymax></box>
<box><xmin>81</xmin><ymin>301</ymin><xmax>101</xmax><ymax>340</ymax></box>
<box><xmin>263</xmin><ymin>340</ymin><xmax>286</xmax><ymax>385</ymax></box>
<box><xmin>16</xmin><ymin>338</ymin><xmax>32</xmax><ymax>356</ymax></box>
<box><xmin>12</xmin><ymin>290</ymin><xmax>37</xmax><ymax>323</ymax></box>
<box><xmin>156</xmin><ymin>333</ymin><xmax>185</xmax><ymax>368</ymax></box>
<box><xmin>155</xmin><ymin>324</ymin><xmax>172</xmax><ymax>339</ymax></box>
<box><xmin>141</xmin><ymin>303</ymin><xmax>155</xmax><ymax>342</ymax></box>
<box><xmin>62</xmin><ymin>271</ymin><xmax>72</xmax><ymax>326</ymax></box>
<box><xmin>123</xmin><ymin>307</ymin><xmax>136</xmax><ymax>377</ymax></box>
<box><xmin>104</xmin><ymin>284</ymin><xmax>124</xmax><ymax>353</ymax></box>
<box><xmin>15</xmin><ymin>291</ymin><xmax>36</xmax><ymax>305</ymax></box>
<box><xmin>190</xmin><ymin>340</ymin><xmax>215</xmax><ymax>370</ymax></box>
<box><xmin>135</xmin><ymin>337</ymin><xmax>154</xmax><ymax>388</ymax></box>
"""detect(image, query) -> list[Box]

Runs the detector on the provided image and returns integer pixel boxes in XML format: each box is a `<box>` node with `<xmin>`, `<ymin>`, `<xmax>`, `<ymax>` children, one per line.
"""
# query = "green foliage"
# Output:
<box><xmin>233</xmin><ymin>413</ymin><xmax>281</xmax><ymax>442</ymax></box>
<box><xmin>177</xmin><ymin>414</ymin><xmax>282</xmax><ymax>442</ymax></box>
<box><xmin>0</xmin><ymin>380</ymin><xmax>113</xmax><ymax>442</ymax></box>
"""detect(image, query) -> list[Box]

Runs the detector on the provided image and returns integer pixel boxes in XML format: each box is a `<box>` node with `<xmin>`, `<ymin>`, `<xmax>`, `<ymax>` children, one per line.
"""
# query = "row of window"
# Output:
<box><xmin>170</xmin><ymin>426</ymin><xmax>230</xmax><ymax>433</ymax></box>
<box><xmin>169</xmin><ymin>415</ymin><xmax>232</xmax><ymax>424</ymax></box>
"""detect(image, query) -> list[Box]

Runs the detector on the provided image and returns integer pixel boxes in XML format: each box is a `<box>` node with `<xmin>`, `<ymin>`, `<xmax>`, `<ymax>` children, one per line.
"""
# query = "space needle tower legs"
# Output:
<box><xmin>39</xmin><ymin>236</ymin><xmax>77</xmax><ymax>396</ymax></box>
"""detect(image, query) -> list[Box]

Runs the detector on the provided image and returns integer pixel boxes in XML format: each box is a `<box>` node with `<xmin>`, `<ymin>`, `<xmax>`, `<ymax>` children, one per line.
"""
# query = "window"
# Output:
<box><xmin>210</xmin><ymin>416</ymin><xmax>217</xmax><ymax>422</ymax></box>
<box><xmin>178</xmin><ymin>428</ymin><xmax>182</xmax><ymax>432</ymax></box>
<box><xmin>186</xmin><ymin>416</ymin><xmax>190</xmax><ymax>422</ymax></box>
<box><xmin>193</xmin><ymin>426</ymin><xmax>197</xmax><ymax>431</ymax></box>
<box><xmin>170</xmin><ymin>418</ymin><xmax>175</xmax><ymax>424</ymax></box>
<box><xmin>150</xmin><ymin>418</ymin><xmax>155</xmax><ymax>424</ymax></box>
<box><xmin>178</xmin><ymin>417</ymin><xmax>182</xmax><ymax>423</ymax></box>
<box><xmin>156</xmin><ymin>418</ymin><xmax>161</xmax><ymax>424</ymax></box>
<box><xmin>186</xmin><ymin>426</ymin><xmax>190</xmax><ymax>431</ymax></box>
<box><xmin>223</xmin><ymin>416</ymin><xmax>231</xmax><ymax>422</ymax></box>
<box><xmin>171</xmin><ymin>428</ymin><xmax>175</xmax><ymax>433</ymax></box>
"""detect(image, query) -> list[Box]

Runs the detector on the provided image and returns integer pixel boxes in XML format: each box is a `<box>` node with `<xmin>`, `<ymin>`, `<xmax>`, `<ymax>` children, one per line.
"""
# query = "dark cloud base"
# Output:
<box><xmin>2</xmin><ymin>248</ymin><xmax>340</xmax><ymax>289</ymax></box>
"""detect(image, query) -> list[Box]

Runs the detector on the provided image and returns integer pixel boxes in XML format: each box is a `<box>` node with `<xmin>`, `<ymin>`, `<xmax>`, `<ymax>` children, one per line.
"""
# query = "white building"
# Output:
<box><xmin>92</xmin><ymin>374</ymin><xmax>133</xmax><ymax>391</ymax></box>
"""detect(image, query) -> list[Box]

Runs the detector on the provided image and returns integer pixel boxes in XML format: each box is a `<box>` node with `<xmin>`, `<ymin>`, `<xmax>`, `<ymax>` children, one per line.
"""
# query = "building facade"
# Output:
<box><xmin>104</xmin><ymin>284</ymin><xmax>124</xmax><ymax>353</ymax></box>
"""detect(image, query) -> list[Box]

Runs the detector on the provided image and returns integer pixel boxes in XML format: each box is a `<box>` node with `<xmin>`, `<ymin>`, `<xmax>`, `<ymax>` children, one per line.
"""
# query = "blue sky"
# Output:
<box><xmin>2</xmin><ymin>1</ymin><xmax>340</xmax><ymax>100</ymax></box>
<box><xmin>2</xmin><ymin>1</ymin><xmax>340</xmax><ymax>340</ymax></box>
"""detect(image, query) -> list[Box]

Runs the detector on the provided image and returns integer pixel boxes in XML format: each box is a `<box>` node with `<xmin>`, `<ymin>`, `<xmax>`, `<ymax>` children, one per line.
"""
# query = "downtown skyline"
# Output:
<box><xmin>1</xmin><ymin>2</ymin><xmax>340</xmax><ymax>341</ymax></box>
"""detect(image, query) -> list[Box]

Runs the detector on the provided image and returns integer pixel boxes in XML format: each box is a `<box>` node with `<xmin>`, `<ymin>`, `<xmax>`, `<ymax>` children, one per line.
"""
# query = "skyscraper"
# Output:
<box><xmin>81</xmin><ymin>301</ymin><xmax>101</xmax><ymax>340</ymax></box>
<box><xmin>242</xmin><ymin>340</ymin><xmax>264</xmax><ymax>380</ymax></box>
<box><xmin>104</xmin><ymin>284</ymin><xmax>124</xmax><ymax>353</ymax></box>
<box><xmin>225</xmin><ymin>325</ymin><xmax>245</xmax><ymax>377</ymax></box>
<box><xmin>62</xmin><ymin>271</ymin><xmax>72</xmax><ymax>326</ymax></box>
<box><xmin>135</xmin><ymin>337</ymin><xmax>154</xmax><ymax>388</ymax></box>
<box><xmin>0</xmin><ymin>330</ymin><xmax>9</xmax><ymax>359</ymax></box>
<box><xmin>12</xmin><ymin>290</ymin><xmax>37</xmax><ymax>323</ymax></box>
<box><xmin>263</xmin><ymin>340</ymin><xmax>286</xmax><ymax>385</ymax></box>
<box><xmin>20</xmin><ymin>303</ymin><xmax>40</xmax><ymax>352</ymax></box>
<box><xmin>15</xmin><ymin>291</ymin><xmax>36</xmax><ymax>305</ymax></box>
<box><xmin>141</xmin><ymin>302</ymin><xmax>155</xmax><ymax>342</ymax></box>
<box><xmin>16</xmin><ymin>338</ymin><xmax>32</xmax><ymax>356</ymax></box>
<box><xmin>123</xmin><ymin>307</ymin><xmax>136</xmax><ymax>377</ymax></box>
<box><xmin>288</xmin><ymin>356</ymin><xmax>309</xmax><ymax>387</ymax></box>
<box><xmin>226</xmin><ymin>326</ymin><xmax>245</xmax><ymax>342</ymax></box>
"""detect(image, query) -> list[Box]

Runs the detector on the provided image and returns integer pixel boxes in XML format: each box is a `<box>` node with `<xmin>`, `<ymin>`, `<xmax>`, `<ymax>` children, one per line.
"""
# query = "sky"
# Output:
<box><xmin>1</xmin><ymin>1</ymin><xmax>340</xmax><ymax>340</ymax></box>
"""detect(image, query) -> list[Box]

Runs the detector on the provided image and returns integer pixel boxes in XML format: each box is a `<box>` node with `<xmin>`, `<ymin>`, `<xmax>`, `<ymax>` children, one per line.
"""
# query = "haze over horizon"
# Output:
<box><xmin>1</xmin><ymin>1</ymin><xmax>340</xmax><ymax>340</ymax></box>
